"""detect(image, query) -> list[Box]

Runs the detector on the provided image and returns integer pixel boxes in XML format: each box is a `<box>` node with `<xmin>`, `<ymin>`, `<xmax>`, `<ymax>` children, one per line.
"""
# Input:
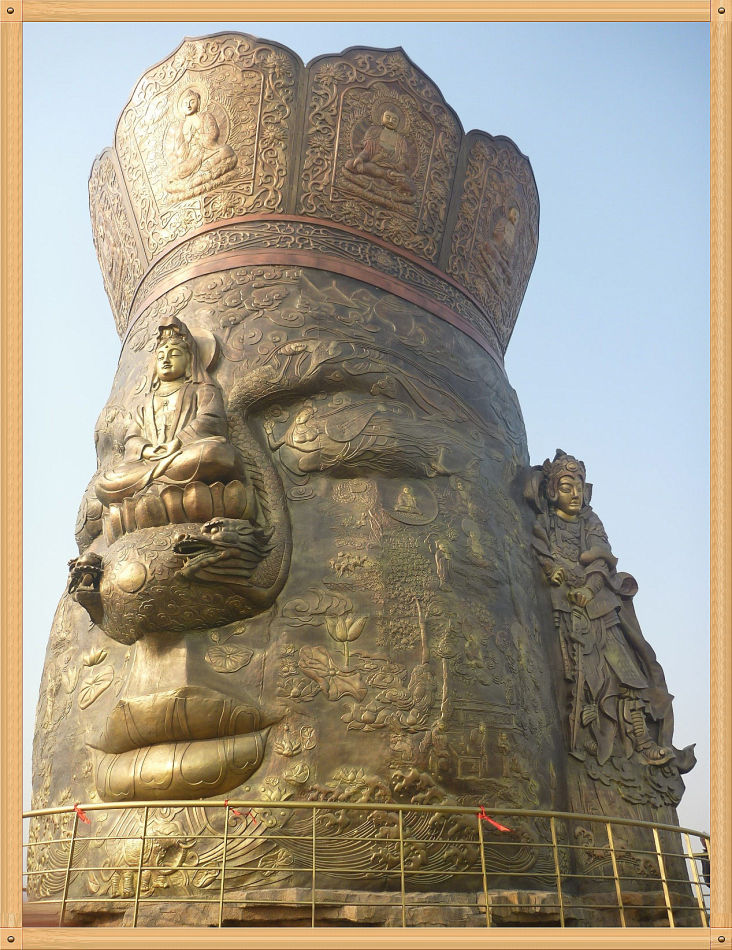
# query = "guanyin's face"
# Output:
<box><xmin>69</xmin><ymin>271</ymin><xmax>528</xmax><ymax>811</ymax></box>
<box><xmin>156</xmin><ymin>340</ymin><xmax>190</xmax><ymax>382</ymax></box>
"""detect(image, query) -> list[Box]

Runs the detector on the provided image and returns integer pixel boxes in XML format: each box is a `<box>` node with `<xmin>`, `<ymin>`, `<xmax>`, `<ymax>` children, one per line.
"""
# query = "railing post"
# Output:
<box><xmin>218</xmin><ymin>803</ymin><xmax>231</xmax><ymax>928</ymax></box>
<box><xmin>311</xmin><ymin>807</ymin><xmax>317</xmax><ymax>928</ymax></box>
<box><xmin>605</xmin><ymin>822</ymin><xmax>626</xmax><ymax>927</ymax></box>
<box><xmin>131</xmin><ymin>806</ymin><xmax>149</xmax><ymax>929</ymax></box>
<box><xmin>477</xmin><ymin>812</ymin><xmax>491</xmax><ymax>927</ymax></box>
<box><xmin>683</xmin><ymin>832</ymin><xmax>708</xmax><ymax>926</ymax></box>
<box><xmin>549</xmin><ymin>817</ymin><xmax>565</xmax><ymax>927</ymax></box>
<box><xmin>652</xmin><ymin>826</ymin><xmax>674</xmax><ymax>927</ymax></box>
<box><xmin>398</xmin><ymin>809</ymin><xmax>406</xmax><ymax>928</ymax></box>
<box><xmin>58</xmin><ymin>811</ymin><xmax>79</xmax><ymax>927</ymax></box>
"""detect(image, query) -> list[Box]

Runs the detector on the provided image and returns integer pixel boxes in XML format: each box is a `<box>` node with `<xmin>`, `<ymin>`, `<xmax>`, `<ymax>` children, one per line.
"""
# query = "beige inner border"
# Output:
<box><xmin>1</xmin><ymin>2</ymin><xmax>727</xmax><ymax>948</ymax></box>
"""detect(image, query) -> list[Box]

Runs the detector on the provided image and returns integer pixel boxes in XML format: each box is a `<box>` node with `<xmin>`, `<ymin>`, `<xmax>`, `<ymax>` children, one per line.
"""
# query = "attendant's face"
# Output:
<box><xmin>555</xmin><ymin>474</ymin><xmax>584</xmax><ymax>517</ymax></box>
<box><xmin>156</xmin><ymin>340</ymin><xmax>190</xmax><ymax>381</ymax></box>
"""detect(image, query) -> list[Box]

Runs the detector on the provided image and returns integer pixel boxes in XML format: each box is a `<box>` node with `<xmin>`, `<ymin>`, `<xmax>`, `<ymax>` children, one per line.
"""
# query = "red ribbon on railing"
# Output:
<box><xmin>224</xmin><ymin>799</ymin><xmax>244</xmax><ymax>820</ymax></box>
<box><xmin>73</xmin><ymin>803</ymin><xmax>91</xmax><ymax>824</ymax></box>
<box><xmin>477</xmin><ymin>806</ymin><xmax>512</xmax><ymax>832</ymax></box>
<box><xmin>224</xmin><ymin>800</ymin><xmax>258</xmax><ymax>824</ymax></box>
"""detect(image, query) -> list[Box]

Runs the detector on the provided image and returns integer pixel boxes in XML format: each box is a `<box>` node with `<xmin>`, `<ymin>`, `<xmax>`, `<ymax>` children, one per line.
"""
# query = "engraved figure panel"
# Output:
<box><xmin>446</xmin><ymin>132</ymin><xmax>540</xmax><ymax>351</ymax></box>
<box><xmin>162</xmin><ymin>85</ymin><xmax>238</xmax><ymax>199</ymax></box>
<box><xmin>112</xmin><ymin>34</ymin><xmax>299</xmax><ymax>259</ymax></box>
<box><xmin>300</xmin><ymin>49</ymin><xmax>462</xmax><ymax>262</ymax></box>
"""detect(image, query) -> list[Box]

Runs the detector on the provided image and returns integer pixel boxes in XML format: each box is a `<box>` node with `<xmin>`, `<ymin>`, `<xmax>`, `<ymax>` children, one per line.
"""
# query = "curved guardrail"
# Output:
<box><xmin>22</xmin><ymin>800</ymin><xmax>710</xmax><ymax>928</ymax></box>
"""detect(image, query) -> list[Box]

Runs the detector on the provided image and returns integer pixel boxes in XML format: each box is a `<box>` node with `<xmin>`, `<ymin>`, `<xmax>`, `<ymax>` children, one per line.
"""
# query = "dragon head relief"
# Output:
<box><xmin>174</xmin><ymin>517</ymin><xmax>275</xmax><ymax>586</ymax></box>
<box><xmin>67</xmin><ymin>517</ymin><xmax>283</xmax><ymax>644</ymax></box>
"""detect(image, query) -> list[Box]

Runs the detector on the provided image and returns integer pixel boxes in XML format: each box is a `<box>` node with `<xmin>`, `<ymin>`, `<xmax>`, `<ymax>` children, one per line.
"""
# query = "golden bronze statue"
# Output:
<box><xmin>95</xmin><ymin>317</ymin><xmax>244</xmax><ymax>506</ymax></box>
<box><xmin>29</xmin><ymin>33</ymin><xmax>696</xmax><ymax>927</ymax></box>
<box><xmin>526</xmin><ymin>451</ymin><xmax>695</xmax><ymax>771</ymax></box>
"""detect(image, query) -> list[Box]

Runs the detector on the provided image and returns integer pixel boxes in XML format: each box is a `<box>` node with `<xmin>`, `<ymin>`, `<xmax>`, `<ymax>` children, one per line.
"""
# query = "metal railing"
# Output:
<box><xmin>22</xmin><ymin>801</ymin><xmax>710</xmax><ymax>928</ymax></box>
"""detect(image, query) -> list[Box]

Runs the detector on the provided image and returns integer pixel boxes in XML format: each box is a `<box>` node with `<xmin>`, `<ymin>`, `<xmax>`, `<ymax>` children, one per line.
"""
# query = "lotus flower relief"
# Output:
<box><xmin>324</xmin><ymin>613</ymin><xmax>368</xmax><ymax>666</ymax></box>
<box><xmin>78</xmin><ymin>665</ymin><xmax>115</xmax><ymax>709</ymax></box>
<box><xmin>205</xmin><ymin>642</ymin><xmax>254</xmax><ymax>673</ymax></box>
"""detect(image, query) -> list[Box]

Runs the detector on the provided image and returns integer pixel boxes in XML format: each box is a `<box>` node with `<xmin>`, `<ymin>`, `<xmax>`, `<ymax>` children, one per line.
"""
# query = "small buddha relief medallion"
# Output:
<box><xmin>382</xmin><ymin>479</ymin><xmax>438</xmax><ymax>525</ymax></box>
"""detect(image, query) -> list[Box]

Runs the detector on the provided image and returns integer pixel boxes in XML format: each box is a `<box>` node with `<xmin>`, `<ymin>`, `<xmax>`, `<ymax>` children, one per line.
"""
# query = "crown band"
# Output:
<box><xmin>89</xmin><ymin>34</ymin><xmax>539</xmax><ymax>357</ymax></box>
<box><xmin>125</xmin><ymin>215</ymin><xmax>504</xmax><ymax>366</ymax></box>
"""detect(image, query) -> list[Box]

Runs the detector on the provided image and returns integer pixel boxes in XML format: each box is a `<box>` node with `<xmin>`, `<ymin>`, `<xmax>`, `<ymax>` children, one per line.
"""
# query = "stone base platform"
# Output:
<box><xmin>25</xmin><ymin>886</ymin><xmax>697</xmax><ymax>928</ymax></box>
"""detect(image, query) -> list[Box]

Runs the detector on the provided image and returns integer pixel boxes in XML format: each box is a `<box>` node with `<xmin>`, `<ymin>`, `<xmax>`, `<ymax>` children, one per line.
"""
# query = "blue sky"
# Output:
<box><xmin>22</xmin><ymin>20</ymin><xmax>709</xmax><ymax>833</ymax></box>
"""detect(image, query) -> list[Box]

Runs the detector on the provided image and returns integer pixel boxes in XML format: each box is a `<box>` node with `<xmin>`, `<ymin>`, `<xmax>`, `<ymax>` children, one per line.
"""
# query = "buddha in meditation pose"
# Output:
<box><xmin>394</xmin><ymin>484</ymin><xmax>422</xmax><ymax>515</ymax></box>
<box><xmin>480</xmin><ymin>205</ymin><xmax>520</xmax><ymax>285</ymax></box>
<box><xmin>94</xmin><ymin>316</ymin><xmax>244</xmax><ymax>507</ymax></box>
<box><xmin>344</xmin><ymin>107</ymin><xmax>416</xmax><ymax>202</ymax></box>
<box><xmin>163</xmin><ymin>87</ymin><xmax>236</xmax><ymax>199</ymax></box>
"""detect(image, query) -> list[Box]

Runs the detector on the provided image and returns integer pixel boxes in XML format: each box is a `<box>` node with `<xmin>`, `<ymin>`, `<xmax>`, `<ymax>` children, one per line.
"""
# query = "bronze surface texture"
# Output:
<box><xmin>29</xmin><ymin>32</ymin><xmax>699</xmax><ymax>927</ymax></box>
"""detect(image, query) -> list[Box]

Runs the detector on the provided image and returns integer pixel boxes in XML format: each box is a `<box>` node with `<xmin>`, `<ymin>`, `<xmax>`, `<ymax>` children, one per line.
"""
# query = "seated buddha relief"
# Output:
<box><xmin>95</xmin><ymin>316</ymin><xmax>244</xmax><ymax>512</ymax></box>
<box><xmin>343</xmin><ymin>104</ymin><xmax>418</xmax><ymax>206</ymax></box>
<box><xmin>162</xmin><ymin>87</ymin><xmax>237</xmax><ymax>200</ymax></box>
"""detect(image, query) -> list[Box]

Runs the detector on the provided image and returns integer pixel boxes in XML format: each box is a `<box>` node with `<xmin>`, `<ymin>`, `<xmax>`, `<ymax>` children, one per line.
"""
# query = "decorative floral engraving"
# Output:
<box><xmin>89</xmin><ymin>150</ymin><xmax>146</xmax><ymax>338</ymax></box>
<box><xmin>127</xmin><ymin>222</ymin><xmax>503</xmax><ymax>358</ymax></box>
<box><xmin>205</xmin><ymin>642</ymin><xmax>254</xmax><ymax>673</ymax></box>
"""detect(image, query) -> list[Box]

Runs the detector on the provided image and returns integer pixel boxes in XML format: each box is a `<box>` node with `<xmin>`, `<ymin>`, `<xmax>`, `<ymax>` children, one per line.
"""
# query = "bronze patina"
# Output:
<box><xmin>29</xmin><ymin>32</ymin><xmax>696</xmax><ymax>925</ymax></box>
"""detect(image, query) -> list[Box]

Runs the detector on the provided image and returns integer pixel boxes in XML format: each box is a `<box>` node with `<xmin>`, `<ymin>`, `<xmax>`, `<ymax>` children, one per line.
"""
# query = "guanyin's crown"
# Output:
<box><xmin>89</xmin><ymin>32</ymin><xmax>539</xmax><ymax>359</ymax></box>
